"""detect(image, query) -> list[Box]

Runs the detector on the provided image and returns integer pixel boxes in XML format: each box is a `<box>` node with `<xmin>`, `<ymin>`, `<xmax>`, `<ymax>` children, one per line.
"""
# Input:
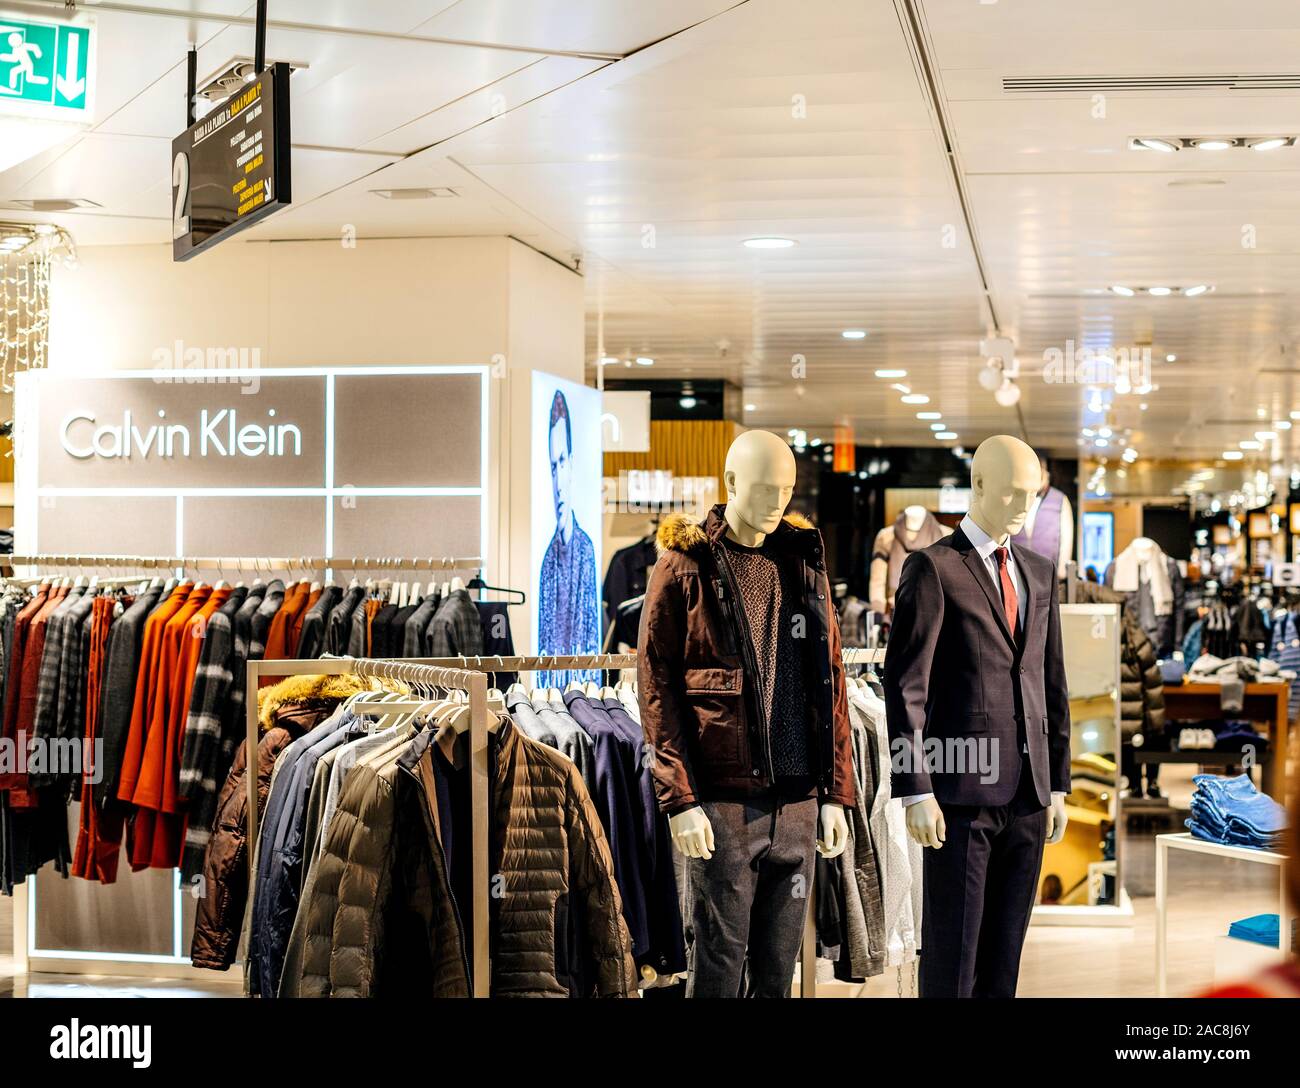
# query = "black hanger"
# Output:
<box><xmin>465</xmin><ymin>569</ymin><xmax>526</xmax><ymax>605</ymax></box>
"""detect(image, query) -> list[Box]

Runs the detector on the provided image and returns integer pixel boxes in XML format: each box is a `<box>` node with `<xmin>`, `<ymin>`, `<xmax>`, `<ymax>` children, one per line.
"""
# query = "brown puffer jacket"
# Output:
<box><xmin>189</xmin><ymin>674</ymin><xmax>377</xmax><ymax>971</ymax></box>
<box><xmin>638</xmin><ymin>504</ymin><xmax>855</xmax><ymax>813</ymax></box>
<box><xmin>291</xmin><ymin>718</ymin><xmax>637</xmax><ymax>997</ymax></box>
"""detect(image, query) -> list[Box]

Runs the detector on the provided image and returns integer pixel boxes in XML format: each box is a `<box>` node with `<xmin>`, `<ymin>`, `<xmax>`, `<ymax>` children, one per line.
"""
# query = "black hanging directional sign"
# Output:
<box><xmin>170</xmin><ymin>61</ymin><xmax>291</xmax><ymax>261</ymax></box>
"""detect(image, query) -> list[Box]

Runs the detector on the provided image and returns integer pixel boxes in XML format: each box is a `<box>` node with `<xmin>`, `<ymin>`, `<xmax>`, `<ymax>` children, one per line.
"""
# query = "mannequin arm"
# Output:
<box><xmin>868</xmin><ymin>527</ymin><xmax>892</xmax><ymax>613</ymax></box>
<box><xmin>904</xmin><ymin>796</ymin><xmax>946</xmax><ymax>848</ymax></box>
<box><xmin>668</xmin><ymin>805</ymin><xmax>714</xmax><ymax>859</ymax></box>
<box><xmin>882</xmin><ymin>551</ymin><xmax>945</xmax><ymax>798</ymax></box>
<box><xmin>817</xmin><ymin>802</ymin><xmax>848</xmax><ymax>858</ymax></box>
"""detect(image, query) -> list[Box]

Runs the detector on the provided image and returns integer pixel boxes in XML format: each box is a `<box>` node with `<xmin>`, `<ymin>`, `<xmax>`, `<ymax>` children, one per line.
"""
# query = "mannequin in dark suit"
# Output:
<box><xmin>884</xmin><ymin>435</ymin><xmax>1072</xmax><ymax>998</ymax></box>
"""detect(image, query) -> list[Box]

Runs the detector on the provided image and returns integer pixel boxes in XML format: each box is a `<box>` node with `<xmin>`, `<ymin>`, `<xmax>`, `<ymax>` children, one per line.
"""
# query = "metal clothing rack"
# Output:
<box><xmin>1</xmin><ymin>553</ymin><xmax>483</xmax><ymax>574</ymax></box>
<box><xmin>842</xmin><ymin>648</ymin><xmax>887</xmax><ymax>666</ymax></box>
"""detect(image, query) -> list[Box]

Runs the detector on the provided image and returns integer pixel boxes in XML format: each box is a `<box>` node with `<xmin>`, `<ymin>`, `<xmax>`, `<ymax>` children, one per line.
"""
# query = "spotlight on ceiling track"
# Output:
<box><xmin>1131</xmin><ymin>136</ymin><xmax>1295</xmax><ymax>152</ymax></box>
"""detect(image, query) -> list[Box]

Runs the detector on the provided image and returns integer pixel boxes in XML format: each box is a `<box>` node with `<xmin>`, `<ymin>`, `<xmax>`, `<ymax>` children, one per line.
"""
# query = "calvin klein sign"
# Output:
<box><xmin>61</xmin><ymin>408</ymin><xmax>304</xmax><ymax>461</ymax></box>
<box><xmin>31</xmin><ymin>374</ymin><xmax>327</xmax><ymax>489</ymax></box>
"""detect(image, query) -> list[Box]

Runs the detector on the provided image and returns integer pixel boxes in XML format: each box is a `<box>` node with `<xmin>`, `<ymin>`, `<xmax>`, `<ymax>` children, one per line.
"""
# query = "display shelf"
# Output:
<box><xmin>1160</xmin><ymin>682</ymin><xmax>1290</xmax><ymax>800</ymax></box>
<box><xmin>1154</xmin><ymin>832</ymin><xmax>1292</xmax><ymax>997</ymax></box>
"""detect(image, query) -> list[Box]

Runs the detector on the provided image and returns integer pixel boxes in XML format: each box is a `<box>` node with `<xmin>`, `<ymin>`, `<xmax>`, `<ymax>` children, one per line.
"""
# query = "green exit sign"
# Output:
<box><xmin>0</xmin><ymin>13</ymin><xmax>94</xmax><ymax>118</ymax></box>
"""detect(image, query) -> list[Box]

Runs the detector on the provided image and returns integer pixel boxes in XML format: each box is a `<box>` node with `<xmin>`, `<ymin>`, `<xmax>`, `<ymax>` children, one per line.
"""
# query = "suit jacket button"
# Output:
<box><xmin>1019</xmin><ymin>666</ymin><xmax>1025</xmax><ymax>674</ymax></box>
<box><xmin>818</xmin><ymin>593</ymin><xmax>825</xmax><ymax>600</ymax></box>
<box><xmin>752</xmin><ymin>768</ymin><xmax>761</xmax><ymax>776</ymax></box>
<box><xmin>823</xmin><ymin>678</ymin><xmax>831</xmax><ymax>685</ymax></box>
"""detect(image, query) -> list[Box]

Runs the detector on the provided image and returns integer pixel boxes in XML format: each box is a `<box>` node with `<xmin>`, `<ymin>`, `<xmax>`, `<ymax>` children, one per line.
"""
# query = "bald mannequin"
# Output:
<box><xmin>906</xmin><ymin>435</ymin><xmax>1069</xmax><ymax>850</ymax></box>
<box><xmin>670</xmin><ymin>430</ymin><xmax>849</xmax><ymax>862</ymax></box>
<box><xmin>884</xmin><ymin>433</ymin><xmax>1073</xmax><ymax>997</ymax></box>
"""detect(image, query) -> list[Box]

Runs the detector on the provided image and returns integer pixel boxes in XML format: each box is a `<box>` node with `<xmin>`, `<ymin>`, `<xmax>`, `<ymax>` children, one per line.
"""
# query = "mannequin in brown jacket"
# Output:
<box><xmin>639</xmin><ymin>429</ymin><xmax>854</xmax><ymax>996</ymax></box>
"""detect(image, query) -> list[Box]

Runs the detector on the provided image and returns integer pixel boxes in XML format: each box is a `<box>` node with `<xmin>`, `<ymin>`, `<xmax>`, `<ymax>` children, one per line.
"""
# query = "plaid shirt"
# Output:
<box><xmin>179</xmin><ymin>585</ymin><xmax>262</xmax><ymax>880</ymax></box>
<box><xmin>247</xmin><ymin>581</ymin><xmax>284</xmax><ymax>662</ymax></box>
<box><xmin>30</xmin><ymin>587</ymin><xmax>88</xmax><ymax>758</ymax></box>
<box><xmin>426</xmin><ymin>589</ymin><xmax>484</xmax><ymax>658</ymax></box>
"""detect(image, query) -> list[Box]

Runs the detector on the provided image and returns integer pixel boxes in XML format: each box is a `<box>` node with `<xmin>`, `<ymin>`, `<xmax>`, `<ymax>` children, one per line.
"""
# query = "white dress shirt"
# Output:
<box><xmin>899</xmin><ymin>514</ymin><xmax>1063</xmax><ymax>807</ymax></box>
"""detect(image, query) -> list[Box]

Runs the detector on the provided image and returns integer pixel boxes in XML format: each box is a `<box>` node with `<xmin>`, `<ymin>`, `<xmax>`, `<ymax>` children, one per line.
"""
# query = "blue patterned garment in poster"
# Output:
<box><xmin>536</xmin><ymin>515</ymin><xmax>600</xmax><ymax>687</ymax></box>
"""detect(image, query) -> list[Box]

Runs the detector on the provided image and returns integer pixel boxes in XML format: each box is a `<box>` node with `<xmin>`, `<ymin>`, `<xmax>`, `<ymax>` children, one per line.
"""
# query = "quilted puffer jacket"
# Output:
<box><xmin>291</xmin><ymin>718</ymin><xmax>638</xmax><ymax>997</ymax></box>
<box><xmin>189</xmin><ymin>673</ymin><xmax>378</xmax><ymax>971</ymax></box>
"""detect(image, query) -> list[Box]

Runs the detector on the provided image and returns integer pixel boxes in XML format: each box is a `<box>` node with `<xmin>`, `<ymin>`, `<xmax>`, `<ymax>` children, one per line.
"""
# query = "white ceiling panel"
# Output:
<box><xmin>409</xmin><ymin>0</ymin><xmax>743</xmax><ymax>56</ymax></box>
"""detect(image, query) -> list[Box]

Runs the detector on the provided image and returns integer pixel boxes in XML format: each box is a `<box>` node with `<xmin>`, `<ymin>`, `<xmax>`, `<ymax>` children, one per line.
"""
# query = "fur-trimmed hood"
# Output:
<box><xmin>657</xmin><ymin>503</ymin><xmax>818</xmax><ymax>556</ymax></box>
<box><xmin>255</xmin><ymin>672</ymin><xmax>386</xmax><ymax>730</ymax></box>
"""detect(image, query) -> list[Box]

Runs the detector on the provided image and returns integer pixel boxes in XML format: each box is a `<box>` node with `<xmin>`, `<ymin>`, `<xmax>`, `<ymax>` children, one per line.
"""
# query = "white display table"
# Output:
<box><xmin>1154</xmin><ymin>832</ymin><xmax>1291</xmax><ymax>997</ymax></box>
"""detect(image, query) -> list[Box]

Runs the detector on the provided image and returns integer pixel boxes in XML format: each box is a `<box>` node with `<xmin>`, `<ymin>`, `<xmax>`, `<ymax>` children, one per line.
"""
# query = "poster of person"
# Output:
<box><xmin>532</xmin><ymin>373</ymin><xmax>601</xmax><ymax>687</ymax></box>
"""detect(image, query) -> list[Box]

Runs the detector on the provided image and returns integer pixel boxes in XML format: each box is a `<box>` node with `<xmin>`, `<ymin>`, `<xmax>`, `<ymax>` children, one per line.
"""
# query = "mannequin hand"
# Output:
<box><xmin>817</xmin><ymin>802</ymin><xmax>849</xmax><ymax>858</ymax></box>
<box><xmin>669</xmin><ymin>806</ymin><xmax>715</xmax><ymax>860</ymax></box>
<box><xmin>905</xmin><ymin>797</ymin><xmax>946</xmax><ymax>849</ymax></box>
<box><xmin>1046</xmin><ymin>795</ymin><xmax>1069</xmax><ymax>845</ymax></box>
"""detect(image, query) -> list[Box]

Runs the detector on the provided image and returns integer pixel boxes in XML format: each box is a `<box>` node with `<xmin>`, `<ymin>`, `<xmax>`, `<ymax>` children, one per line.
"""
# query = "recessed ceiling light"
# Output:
<box><xmin>744</xmin><ymin>403</ymin><xmax>757</xmax><ymax>412</ymax></box>
<box><xmin>3</xmin><ymin>198</ymin><xmax>100</xmax><ymax>212</ymax></box>
<box><xmin>1183</xmin><ymin>284</ymin><xmax>1210</xmax><ymax>296</ymax></box>
<box><xmin>890</xmin><ymin>383</ymin><xmax>911</xmax><ymax>394</ymax></box>
<box><xmin>1082</xmin><ymin>428</ymin><xmax>1095</xmax><ymax>437</ymax></box>
<box><xmin>369</xmin><ymin>187</ymin><xmax>458</xmax><ymax>199</ymax></box>
<box><xmin>1110</xmin><ymin>285</ymin><xmax>1135</xmax><ymax>296</ymax></box>
<box><xmin>1193</xmin><ymin>138</ymin><xmax>1233</xmax><ymax>151</ymax></box>
<box><xmin>1223</xmin><ymin>450</ymin><xmax>1244</xmax><ymax>460</ymax></box>
<box><xmin>678</xmin><ymin>395</ymin><xmax>696</xmax><ymax>409</ymax></box>
<box><xmin>1240</xmin><ymin>440</ymin><xmax>1262</xmax><ymax>450</ymax></box>
<box><xmin>1166</xmin><ymin>354</ymin><xmax>1177</xmax><ymax>362</ymax></box>
<box><xmin>1255</xmin><ymin>432</ymin><xmax>1276</xmax><ymax>441</ymax></box>
<box><xmin>875</xmin><ymin>369</ymin><xmax>907</xmax><ymax>378</ymax></box>
<box><xmin>1095</xmin><ymin>438</ymin><xmax>1109</xmax><ymax>447</ymax></box>
<box><xmin>935</xmin><ymin>432</ymin><xmax>958</xmax><ymax>440</ymax></box>
<box><xmin>1147</xmin><ymin>286</ymin><xmax>1172</xmax><ymax>296</ymax></box>
<box><xmin>1140</xmin><ymin>402</ymin><xmax>1149</xmax><ymax>411</ymax></box>
<box><xmin>635</xmin><ymin>357</ymin><xmax>654</xmax><ymax>366</ymax></box>
<box><xmin>1248</xmin><ymin>137</ymin><xmax>1290</xmax><ymax>151</ymax></box>
<box><xmin>742</xmin><ymin>237</ymin><xmax>796</xmax><ymax>249</ymax></box>
<box><xmin>901</xmin><ymin>394</ymin><xmax>930</xmax><ymax>405</ymax></box>
<box><xmin>1098</xmin><ymin>426</ymin><xmax>1112</xmax><ymax>437</ymax></box>
<box><xmin>917</xmin><ymin>411</ymin><xmax>942</xmax><ymax>420</ymax></box>
<box><xmin>841</xmin><ymin>329</ymin><xmax>867</xmax><ymax>340</ymax></box>
<box><xmin>1276</xmin><ymin>420</ymin><xmax>1292</xmax><ymax>430</ymax></box>
<box><xmin>930</xmin><ymin>423</ymin><xmax>946</xmax><ymax>431</ymax></box>
<box><xmin>599</xmin><ymin>356</ymin><xmax>619</xmax><ymax>366</ymax></box>
<box><xmin>1133</xmin><ymin>137</ymin><xmax>1179</xmax><ymax>153</ymax></box>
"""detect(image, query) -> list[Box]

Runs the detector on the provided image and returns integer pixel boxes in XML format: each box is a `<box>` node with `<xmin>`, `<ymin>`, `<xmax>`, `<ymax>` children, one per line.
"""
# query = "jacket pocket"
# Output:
<box><xmin>933</xmin><ymin>710</ymin><xmax>988</xmax><ymax>734</ymax></box>
<box><xmin>684</xmin><ymin>666</ymin><xmax>743</xmax><ymax>763</ymax></box>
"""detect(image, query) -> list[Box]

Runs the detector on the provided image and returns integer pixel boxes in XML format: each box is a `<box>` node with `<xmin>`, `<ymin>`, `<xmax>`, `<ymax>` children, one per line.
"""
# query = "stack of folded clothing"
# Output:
<box><xmin>1228</xmin><ymin>913</ymin><xmax>1279</xmax><ymax>948</ymax></box>
<box><xmin>1213</xmin><ymin>720</ymin><xmax>1270</xmax><ymax>757</ymax></box>
<box><xmin>1186</xmin><ymin>773</ymin><xmax>1288</xmax><ymax>850</ymax></box>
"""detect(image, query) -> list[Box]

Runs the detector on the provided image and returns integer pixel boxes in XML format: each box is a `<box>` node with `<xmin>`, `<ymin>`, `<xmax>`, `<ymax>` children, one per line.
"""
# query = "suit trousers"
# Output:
<box><xmin>919</xmin><ymin>762</ymin><xmax>1047</xmax><ymax>998</ymax></box>
<box><xmin>684</xmin><ymin>795</ymin><xmax>818</xmax><ymax>998</ymax></box>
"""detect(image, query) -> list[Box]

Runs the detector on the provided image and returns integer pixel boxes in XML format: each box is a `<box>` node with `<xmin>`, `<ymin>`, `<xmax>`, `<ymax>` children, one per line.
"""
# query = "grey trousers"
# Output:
<box><xmin>683</xmin><ymin>796</ymin><xmax>818</xmax><ymax>998</ymax></box>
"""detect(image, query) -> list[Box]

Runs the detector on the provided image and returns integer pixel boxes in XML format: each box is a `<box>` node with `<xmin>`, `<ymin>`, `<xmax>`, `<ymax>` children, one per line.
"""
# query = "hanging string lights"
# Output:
<box><xmin>1</xmin><ymin>222</ymin><xmax>77</xmax><ymax>392</ymax></box>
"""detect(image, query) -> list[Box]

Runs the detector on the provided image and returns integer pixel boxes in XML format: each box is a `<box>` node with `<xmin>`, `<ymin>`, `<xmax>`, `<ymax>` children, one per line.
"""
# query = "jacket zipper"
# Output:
<box><xmin>712</xmin><ymin>542</ymin><xmax>774</xmax><ymax>783</ymax></box>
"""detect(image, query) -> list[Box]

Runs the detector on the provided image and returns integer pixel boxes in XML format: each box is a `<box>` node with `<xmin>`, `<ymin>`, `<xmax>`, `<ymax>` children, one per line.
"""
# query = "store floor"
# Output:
<box><xmin>0</xmin><ymin>766</ymin><xmax>1283</xmax><ymax>999</ymax></box>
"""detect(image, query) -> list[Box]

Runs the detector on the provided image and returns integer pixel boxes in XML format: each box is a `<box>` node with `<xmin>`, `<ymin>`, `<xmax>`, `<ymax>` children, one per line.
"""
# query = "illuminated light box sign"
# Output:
<box><xmin>17</xmin><ymin>366</ymin><xmax>488</xmax><ymax>558</ymax></box>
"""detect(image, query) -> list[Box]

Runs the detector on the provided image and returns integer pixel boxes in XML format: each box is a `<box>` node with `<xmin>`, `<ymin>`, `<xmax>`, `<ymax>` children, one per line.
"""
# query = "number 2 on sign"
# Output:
<box><xmin>172</xmin><ymin>152</ymin><xmax>190</xmax><ymax>240</ymax></box>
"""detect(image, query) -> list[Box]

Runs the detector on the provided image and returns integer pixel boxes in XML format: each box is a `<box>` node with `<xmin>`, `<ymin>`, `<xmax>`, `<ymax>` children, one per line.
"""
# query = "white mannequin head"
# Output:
<box><xmin>902</xmin><ymin>504</ymin><xmax>927</xmax><ymax>532</ymax></box>
<box><xmin>969</xmin><ymin>434</ymin><xmax>1042</xmax><ymax>543</ymax></box>
<box><xmin>723</xmin><ymin>430</ymin><xmax>796</xmax><ymax>546</ymax></box>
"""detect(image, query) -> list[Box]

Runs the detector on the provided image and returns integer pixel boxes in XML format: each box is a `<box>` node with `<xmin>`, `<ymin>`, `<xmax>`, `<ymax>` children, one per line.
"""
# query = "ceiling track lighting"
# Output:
<box><xmin>1130</xmin><ymin>136</ymin><xmax>1296</xmax><ymax>152</ymax></box>
<box><xmin>1108</xmin><ymin>284</ymin><xmax>1213</xmax><ymax>297</ymax></box>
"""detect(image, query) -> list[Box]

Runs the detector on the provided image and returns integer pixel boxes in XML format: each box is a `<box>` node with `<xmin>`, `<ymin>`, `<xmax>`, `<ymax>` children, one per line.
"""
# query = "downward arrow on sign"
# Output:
<box><xmin>55</xmin><ymin>31</ymin><xmax>83</xmax><ymax>102</ymax></box>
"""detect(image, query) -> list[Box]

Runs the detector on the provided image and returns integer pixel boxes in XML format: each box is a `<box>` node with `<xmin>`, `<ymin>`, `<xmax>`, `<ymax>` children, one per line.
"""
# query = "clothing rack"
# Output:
<box><xmin>246</xmin><ymin>655</ymin><xmax>494</xmax><ymax>996</ymax></box>
<box><xmin>1</xmin><ymin>554</ymin><xmax>483</xmax><ymax>573</ymax></box>
<box><xmin>244</xmin><ymin>652</ymin><xmax>640</xmax><ymax>998</ymax></box>
<box><xmin>842</xmin><ymin>648</ymin><xmax>887</xmax><ymax>665</ymax></box>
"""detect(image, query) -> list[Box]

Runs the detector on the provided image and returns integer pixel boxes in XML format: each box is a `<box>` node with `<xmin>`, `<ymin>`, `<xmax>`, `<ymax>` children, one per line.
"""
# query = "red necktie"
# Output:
<box><xmin>994</xmin><ymin>546</ymin><xmax>1018</xmax><ymax>637</ymax></box>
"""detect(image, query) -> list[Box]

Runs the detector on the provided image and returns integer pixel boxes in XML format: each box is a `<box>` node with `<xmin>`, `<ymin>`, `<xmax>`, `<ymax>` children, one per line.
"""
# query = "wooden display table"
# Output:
<box><xmin>1157</xmin><ymin>682</ymin><xmax>1289</xmax><ymax>801</ymax></box>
